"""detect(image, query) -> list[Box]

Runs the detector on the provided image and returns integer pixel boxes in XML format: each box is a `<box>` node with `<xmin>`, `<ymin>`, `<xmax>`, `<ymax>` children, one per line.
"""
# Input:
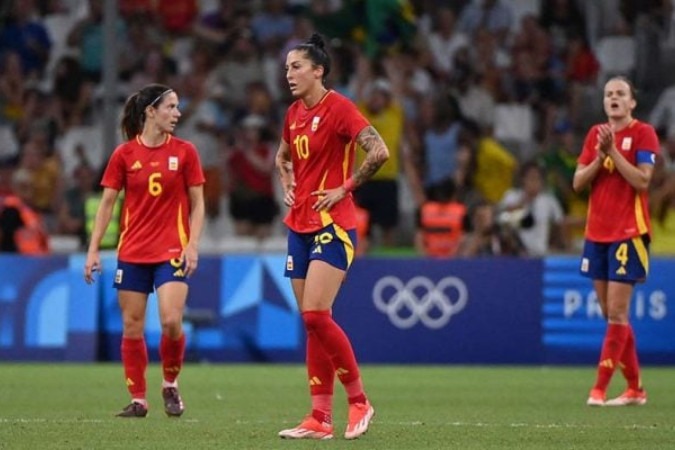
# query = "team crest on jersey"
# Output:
<box><xmin>311</xmin><ymin>116</ymin><xmax>320</xmax><ymax>132</ymax></box>
<box><xmin>169</xmin><ymin>156</ymin><xmax>178</xmax><ymax>170</ymax></box>
<box><xmin>621</xmin><ymin>137</ymin><xmax>632</xmax><ymax>151</ymax></box>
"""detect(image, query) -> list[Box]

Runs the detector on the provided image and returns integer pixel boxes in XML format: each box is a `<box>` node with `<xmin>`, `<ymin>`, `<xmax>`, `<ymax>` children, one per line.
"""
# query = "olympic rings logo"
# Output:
<box><xmin>372</xmin><ymin>276</ymin><xmax>468</xmax><ymax>330</ymax></box>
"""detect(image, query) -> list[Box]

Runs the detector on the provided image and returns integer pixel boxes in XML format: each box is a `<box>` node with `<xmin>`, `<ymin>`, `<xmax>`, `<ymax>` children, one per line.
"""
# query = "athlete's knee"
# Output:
<box><xmin>606</xmin><ymin>307</ymin><xmax>629</xmax><ymax>324</ymax></box>
<box><xmin>302</xmin><ymin>310</ymin><xmax>331</xmax><ymax>331</ymax></box>
<box><xmin>122</xmin><ymin>314</ymin><xmax>145</xmax><ymax>337</ymax></box>
<box><xmin>160</xmin><ymin>315</ymin><xmax>183</xmax><ymax>337</ymax></box>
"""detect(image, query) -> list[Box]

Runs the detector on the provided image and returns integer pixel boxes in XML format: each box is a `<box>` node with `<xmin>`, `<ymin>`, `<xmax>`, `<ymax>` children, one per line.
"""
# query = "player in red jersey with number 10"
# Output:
<box><xmin>573</xmin><ymin>76</ymin><xmax>659</xmax><ymax>407</ymax></box>
<box><xmin>275</xmin><ymin>34</ymin><xmax>389</xmax><ymax>440</ymax></box>
<box><xmin>84</xmin><ymin>84</ymin><xmax>205</xmax><ymax>418</ymax></box>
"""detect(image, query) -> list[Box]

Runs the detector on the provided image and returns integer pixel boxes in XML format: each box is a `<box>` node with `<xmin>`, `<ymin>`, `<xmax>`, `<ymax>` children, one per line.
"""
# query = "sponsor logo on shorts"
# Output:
<box><xmin>115</xmin><ymin>269</ymin><xmax>123</xmax><ymax>284</ymax></box>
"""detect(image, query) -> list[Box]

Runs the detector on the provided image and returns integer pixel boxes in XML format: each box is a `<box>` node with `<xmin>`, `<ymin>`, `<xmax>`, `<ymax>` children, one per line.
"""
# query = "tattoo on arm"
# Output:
<box><xmin>354</xmin><ymin>126</ymin><xmax>390</xmax><ymax>186</ymax></box>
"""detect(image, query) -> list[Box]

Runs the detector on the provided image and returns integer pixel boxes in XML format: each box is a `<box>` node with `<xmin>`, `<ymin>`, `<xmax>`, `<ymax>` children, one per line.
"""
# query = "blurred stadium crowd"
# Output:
<box><xmin>0</xmin><ymin>0</ymin><xmax>674</xmax><ymax>257</ymax></box>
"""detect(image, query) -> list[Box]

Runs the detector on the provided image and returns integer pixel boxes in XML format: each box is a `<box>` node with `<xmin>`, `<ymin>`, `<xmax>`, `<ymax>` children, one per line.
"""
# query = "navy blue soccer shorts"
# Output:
<box><xmin>284</xmin><ymin>223</ymin><xmax>357</xmax><ymax>279</ymax></box>
<box><xmin>113</xmin><ymin>259</ymin><xmax>188</xmax><ymax>293</ymax></box>
<box><xmin>579</xmin><ymin>235</ymin><xmax>650</xmax><ymax>284</ymax></box>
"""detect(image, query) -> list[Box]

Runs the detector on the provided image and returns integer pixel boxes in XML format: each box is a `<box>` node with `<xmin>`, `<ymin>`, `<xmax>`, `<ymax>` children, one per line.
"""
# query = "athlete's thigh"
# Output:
<box><xmin>154</xmin><ymin>260</ymin><xmax>189</xmax><ymax>320</ymax></box>
<box><xmin>302</xmin><ymin>260</ymin><xmax>346</xmax><ymax>311</ymax></box>
<box><xmin>156</xmin><ymin>282</ymin><xmax>188</xmax><ymax>321</ymax></box>
<box><xmin>118</xmin><ymin>290</ymin><xmax>149</xmax><ymax>330</ymax></box>
<box><xmin>291</xmin><ymin>278</ymin><xmax>305</xmax><ymax>311</ymax></box>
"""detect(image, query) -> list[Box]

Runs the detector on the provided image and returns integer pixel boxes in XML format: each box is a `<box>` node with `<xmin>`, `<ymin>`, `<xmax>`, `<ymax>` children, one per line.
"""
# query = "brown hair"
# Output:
<box><xmin>120</xmin><ymin>84</ymin><xmax>173</xmax><ymax>140</ymax></box>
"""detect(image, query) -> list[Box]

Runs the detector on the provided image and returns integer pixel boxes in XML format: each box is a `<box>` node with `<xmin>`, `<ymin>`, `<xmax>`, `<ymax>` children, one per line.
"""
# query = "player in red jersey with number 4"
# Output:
<box><xmin>84</xmin><ymin>84</ymin><xmax>205</xmax><ymax>418</ymax></box>
<box><xmin>573</xmin><ymin>76</ymin><xmax>659</xmax><ymax>407</ymax></box>
<box><xmin>275</xmin><ymin>34</ymin><xmax>389</xmax><ymax>440</ymax></box>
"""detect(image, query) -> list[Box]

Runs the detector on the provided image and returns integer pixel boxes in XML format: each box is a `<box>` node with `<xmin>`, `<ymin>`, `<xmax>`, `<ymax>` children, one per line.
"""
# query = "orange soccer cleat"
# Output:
<box><xmin>586</xmin><ymin>388</ymin><xmax>606</xmax><ymax>407</ymax></box>
<box><xmin>344</xmin><ymin>401</ymin><xmax>375</xmax><ymax>439</ymax></box>
<box><xmin>605</xmin><ymin>388</ymin><xmax>647</xmax><ymax>406</ymax></box>
<box><xmin>278</xmin><ymin>415</ymin><xmax>334</xmax><ymax>440</ymax></box>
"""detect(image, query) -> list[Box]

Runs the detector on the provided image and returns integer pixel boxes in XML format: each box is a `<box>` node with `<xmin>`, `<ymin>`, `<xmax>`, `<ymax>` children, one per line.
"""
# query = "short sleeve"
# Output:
<box><xmin>101</xmin><ymin>147</ymin><xmax>126</xmax><ymax>190</ymax></box>
<box><xmin>184</xmin><ymin>142</ymin><xmax>206</xmax><ymax>186</ymax></box>
<box><xmin>334</xmin><ymin>97</ymin><xmax>370</xmax><ymax>141</ymax></box>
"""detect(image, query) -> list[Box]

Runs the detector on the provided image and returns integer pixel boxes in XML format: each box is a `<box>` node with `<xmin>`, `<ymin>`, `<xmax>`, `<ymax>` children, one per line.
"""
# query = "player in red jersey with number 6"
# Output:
<box><xmin>275</xmin><ymin>34</ymin><xmax>389</xmax><ymax>440</ymax></box>
<box><xmin>84</xmin><ymin>84</ymin><xmax>205</xmax><ymax>418</ymax></box>
<box><xmin>573</xmin><ymin>76</ymin><xmax>659</xmax><ymax>407</ymax></box>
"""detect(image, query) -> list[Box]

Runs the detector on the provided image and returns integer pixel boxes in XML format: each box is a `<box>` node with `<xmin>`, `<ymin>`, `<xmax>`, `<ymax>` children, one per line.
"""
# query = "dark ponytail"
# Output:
<box><xmin>120</xmin><ymin>83</ymin><xmax>173</xmax><ymax>140</ymax></box>
<box><xmin>293</xmin><ymin>32</ymin><xmax>331</xmax><ymax>83</ymax></box>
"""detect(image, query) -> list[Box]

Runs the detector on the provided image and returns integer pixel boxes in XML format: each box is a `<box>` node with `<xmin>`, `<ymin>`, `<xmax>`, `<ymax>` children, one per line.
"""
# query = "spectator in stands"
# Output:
<box><xmin>128</xmin><ymin>46</ymin><xmax>179</xmax><ymax>94</ymax></box>
<box><xmin>353</xmin><ymin>56</ymin><xmax>405</xmax><ymax>247</ymax></box>
<box><xmin>177</xmin><ymin>46</ymin><xmax>225</xmax><ymax>222</ymax></box>
<box><xmin>0</xmin><ymin>0</ymin><xmax>51</xmax><ymax>79</ymax></box>
<box><xmin>17</xmin><ymin>136</ymin><xmax>62</xmax><ymax>227</ymax></box>
<box><xmin>426</xmin><ymin>6</ymin><xmax>469</xmax><ymax>82</ymax></box>
<box><xmin>155</xmin><ymin>0</ymin><xmax>198</xmax><ymax>37</ymax></box>
<box><xmin>565</xmin><ymin>32</ymin><xmax>600</xmax><ymax>129</ymax></box>
<box><xmin>0</xmin><ymin>51</ymin><xmax>25</xmax><ymax>126</ymax></box>
<box><xmin>539</xmin><ymin>0</ymin><xmax>587</xmax><ymax>53</ymax></box>
<box><xmin>56</xmin><ymin>160</ymin><xmax>97</xmax><ymax>247</ymax></box>
<box><xmin>461</xmin><ymin>120</ymin><xmax>516</xmax><ymax>205</ymax></box>
<box><xmin>66</xmin><ymin>0</ymin><xmax>129</xmax><ymax>82</ymax></box>
<box><xmin>251</xmin><ymin>0</ymin><xmax>294</xmax><ymax>52</ymax></box>
<box><xmin>192</xmin><ymin>0</ymin><xmax>245</xmax><ymax>53</ymax></box>
<box><xmin>456</xmin><ymin>200</ymin><xmax>524</xmax><ymax>257</ymax></box>
<box><xmin>415</xmin><ymin>178</ymin><xmax>466</xmax><ymax>258</ymax></box>
<box><xmin>541</xmin><ymin>119</ymin><xmax>587</xmax><ymax>249</ymax></box>
<box><xmin>207</xmin><ymin>28</ymin><xmax>264</xmax><ymax>110</ymax></box>
<box><xmin>51</xmin><ymin>55</ymin><xmax>95</xmax><ymax>131</ymax></box>
<box><xmin>649</xmin><ymin>81</ymin><xmax>675</xmax><ymax>138</ymax></box>
<box><xmin>226</xmin><ymin>114</ymin><xmax>278</xmax><ymax>239</ymax></box>
<box><xmin>0</xmin><ymin>167</ymin><xmax>50</xmax><ymax>254</ymax></box>
<box><xmin>457</xmin><ymin>0</ymin><xmax>513</xmax><ymax>43</ymax></box>
<box><xmin>498</xmin><ymin>160</ymin><xmax>566</xmax><ymax>256</ymax></box>
<box><xmin>15</xmin><ymin>88</ymin><xmax>59</xmax><ymax>147</ymax></box>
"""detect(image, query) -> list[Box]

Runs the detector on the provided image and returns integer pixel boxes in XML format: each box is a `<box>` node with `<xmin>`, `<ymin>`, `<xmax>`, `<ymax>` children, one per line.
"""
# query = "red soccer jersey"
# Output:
<box><xmin>101</xmin><ymin>135</ymin><xmax>205</xmax><ymax>262</ymax></box>
<box><xmin>578</xmin><ymin>119</ymin><xmax>659</xmax><ymax>242</ymax></box>
<box><xmin>282</xmin><ymin>90</ymin><xmax>370</xmax><ymax>233</ymax></box>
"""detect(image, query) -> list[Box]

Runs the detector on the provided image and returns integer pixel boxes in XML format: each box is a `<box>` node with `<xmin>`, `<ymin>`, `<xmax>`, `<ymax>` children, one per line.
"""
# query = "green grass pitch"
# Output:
<box><xmin>1</xmin><ymin>364</ymin><xmax>674</xmax><ymax>449</ymax></box>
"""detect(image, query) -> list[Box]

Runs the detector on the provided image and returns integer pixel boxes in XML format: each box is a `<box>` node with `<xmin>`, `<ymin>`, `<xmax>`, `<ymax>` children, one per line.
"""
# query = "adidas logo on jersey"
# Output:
<box><xmin>131</xmin><ymin>160</ymin><xmax>142</xmax><ymax>170</ymax></box>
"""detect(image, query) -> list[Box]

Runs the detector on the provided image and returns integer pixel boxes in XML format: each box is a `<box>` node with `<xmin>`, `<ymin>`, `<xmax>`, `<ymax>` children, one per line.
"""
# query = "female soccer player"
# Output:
<box><xmin>573</xmin><ymin>76</ymin><xmax>659</xmax><ymax>407</ymax></box>
<box><xmin>84</xmin><ymin>84</ymin><xmax>205</xmax><ymax>418</ymax></box>
<box><xmin>275</xmin><ymin>34</ymin><xmax>389</xmax><ymax>440</ymax></box>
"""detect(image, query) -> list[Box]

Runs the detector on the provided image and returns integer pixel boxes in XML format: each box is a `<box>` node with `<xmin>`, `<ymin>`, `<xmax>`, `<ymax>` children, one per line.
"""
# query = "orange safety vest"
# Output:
<box><xmin>0</xmin><ymin>195</ymin><xmax>50</xmax><ymax>255</ymax></box>
<box><xmin>420</xmin><ymin>201</ymin><xmax>466</xmax><ymax>257</ymax></box>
